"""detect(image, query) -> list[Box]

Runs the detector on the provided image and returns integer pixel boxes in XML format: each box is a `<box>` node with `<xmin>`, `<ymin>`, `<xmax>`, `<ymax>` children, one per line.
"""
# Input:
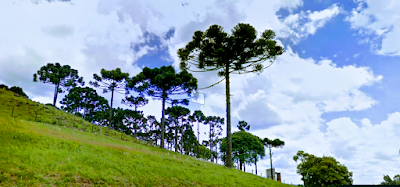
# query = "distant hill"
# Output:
<box><xmin>0</xmin><ymin>89</ymin><xmax>292</xmax><ymax>186</ymax></box>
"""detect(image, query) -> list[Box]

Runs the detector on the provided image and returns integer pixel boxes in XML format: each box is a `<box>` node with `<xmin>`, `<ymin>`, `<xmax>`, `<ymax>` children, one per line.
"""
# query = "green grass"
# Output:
<box><xmin>0</xmin><ymin>89</ymin><xmax>292</xmax><ymax>186</ymax></box>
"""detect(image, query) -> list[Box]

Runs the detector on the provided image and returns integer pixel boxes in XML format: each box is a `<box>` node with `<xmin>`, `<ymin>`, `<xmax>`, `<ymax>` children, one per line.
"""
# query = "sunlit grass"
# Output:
<box><xmin>0</xmin><ymin>89</ymin><xmax>292</xmax><ymax>186</ymax></box>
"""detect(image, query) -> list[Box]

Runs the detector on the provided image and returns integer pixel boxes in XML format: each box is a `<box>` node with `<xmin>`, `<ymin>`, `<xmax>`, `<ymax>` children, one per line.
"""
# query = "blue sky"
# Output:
<box><xmin>1</xmin><ymin>0</ymin><xmax>400</xmax><ymax>185</ymax></box>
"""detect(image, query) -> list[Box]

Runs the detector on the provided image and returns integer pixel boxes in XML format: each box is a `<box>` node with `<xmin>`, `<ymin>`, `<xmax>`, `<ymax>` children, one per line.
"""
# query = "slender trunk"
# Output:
<box><xmin>239</xmin><ymin>160</ymin><xmax>243</xmax><ymax>171</ymax></box>
<box><xmin>210</xmin><ymin>122</ymin><xmax>213</xmax><ymax>162</ymax></box>
<box><xmin>160</xmin><ymin>96</ymin><xmax>166</xmax><ymax>149</ymax></box>
<box><xmin>269</xmin><ymin>147</ymin><xmax>273</xmax><ymax>180</ymax></box>
<box><xmin>197</xmin><ymin>121</ymin><xmax>200</xmax><ymax>157</ymax></box>
<box><xmin>175</xmin><ymin>126</ymin><xmax>178</xmax><ymax>152</ymax></box>
<box><xmin>53</xmin><ymin>83</ymin><xmax>59</xmax><ymax>106</ymax></box>
<box><xmin>109</xmin><ymin>89</ymin><xmax>114</xmax><ymax>129</ymax></box>
<box><xmin>255</xmin><ymin>160</ymin><xmax>258</xmax><ymax>175</ymax></box>
<box><xmin>244</xmin><ymin>164</ymin><xmax>246</xmax><ymax>172</ymax></box>
<box><xmin>225</xmin><ymin>64</ymin><xmax>233</xmax><ymax>168</ymax></box>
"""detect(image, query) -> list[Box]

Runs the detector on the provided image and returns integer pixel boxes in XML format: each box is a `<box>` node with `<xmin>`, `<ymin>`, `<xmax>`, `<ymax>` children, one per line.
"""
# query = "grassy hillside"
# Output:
<box><xmin>0</xmin><ymin>89</ymin><xmax>292</xmax><ymax>186</ymax></box>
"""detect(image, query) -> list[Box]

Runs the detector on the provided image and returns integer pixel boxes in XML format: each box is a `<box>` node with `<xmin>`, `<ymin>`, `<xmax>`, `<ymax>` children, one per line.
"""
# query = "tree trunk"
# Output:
<box><xmin>225</xmin><ymin>64</ymin><xmax>233</xmax><ymax>168</ymax></box>
<box><xmin>109</xmin><ymin>89</ymin><xmax>114</xmax><ymax>129</ymax></box>
<box><xmin>244</xmin><ymin>164</ymin><xmax>246</xmax><ymax>172</ymax></box>
<box><xmin>210</xmin><ymin>122</ymin><xmax>213</xmax><ymax>162</ymax></box>
<box><xmin>269</xmin><ymin>146</ymin><xmax>273</xmax><ymax>180</ymax></box>
<box><xmin>197</xmin><ymin>121</ymin><xmax>200</xmax><ymax>158</ymax></box>
<box><xmin>53</xmin><ymin>83</ymin><xmax>59</xmax><ymax>106</ymax></box>
<box><xmin>239</xmin><ymin>160</ymin><xmax>243</xmax><ymax>171</ymax></box>
<box><xmin>255</xmin><ymin>160</ymin><xmax>257</xmax><ymax>175</ymax></box>
<box><xmin>175</xmin><ymin>126</ymin><xmax>178</xmax><ymax>152</ymax></box>
<box><xmin>160</xmin><ymin>96</ymin><xmax>166</xmax><ymax>149</ymax></box>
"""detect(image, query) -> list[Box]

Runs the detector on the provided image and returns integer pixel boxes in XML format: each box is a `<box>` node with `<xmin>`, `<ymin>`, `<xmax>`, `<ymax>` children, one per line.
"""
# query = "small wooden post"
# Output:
<box><xmin>11</xmin><ymin>105</ymin><xmax>15</xmax><ymax>117</ymax></box>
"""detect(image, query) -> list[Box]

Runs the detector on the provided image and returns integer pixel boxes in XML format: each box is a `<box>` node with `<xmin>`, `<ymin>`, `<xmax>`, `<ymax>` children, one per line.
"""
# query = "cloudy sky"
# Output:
<box><xmin>1</xmin><ymin>0</ymin><xmax>400</xmax><ymax>184</ymax></box>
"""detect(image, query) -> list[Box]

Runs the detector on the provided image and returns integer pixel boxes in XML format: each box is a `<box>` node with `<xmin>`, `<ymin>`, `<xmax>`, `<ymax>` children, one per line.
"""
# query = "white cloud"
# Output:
<box><xmin>0</xmin><ymin>0</ymin><xmax>394</xmax><ymax>185</ymax></box>
<box><xmin>282</xmin><ymin>4</ymin><xmax>341</xmax><ymax>43</ymax></box>
<box><xmin>346</xmin><ymin>0</ymin><xmax>400</xmax><ymax>56</ymax></box>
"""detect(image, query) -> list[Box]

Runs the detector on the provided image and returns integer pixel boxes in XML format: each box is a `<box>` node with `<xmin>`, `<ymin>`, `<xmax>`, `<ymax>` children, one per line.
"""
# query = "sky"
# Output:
<box><xmin>0</xmin><ymin>0</ymin><xmax>399</xmax><ymax>185</ymax></box>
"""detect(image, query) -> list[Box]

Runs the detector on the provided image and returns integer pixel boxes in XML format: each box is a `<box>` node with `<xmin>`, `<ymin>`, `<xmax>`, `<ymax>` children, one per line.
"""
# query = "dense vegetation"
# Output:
<box><xmin>0</xmin><ymin>88</ymin><xmax>292</xmax><ymax>186</ymax></box>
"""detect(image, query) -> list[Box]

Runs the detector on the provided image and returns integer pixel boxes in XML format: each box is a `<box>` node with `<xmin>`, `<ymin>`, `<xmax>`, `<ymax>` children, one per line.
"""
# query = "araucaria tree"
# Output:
<box><xmin>126</xmin><ymin>66</ymin><xmax>197</xmax><ymax>149</ymax></box>
<box><xmin>293</xmin><ymin>151</ymin><xmax>353</xmax><ymax>187</ymax></box>
<box><xmin>263</xmin><ymin>138</ymin><xmax>284</xmax><ymax>180</ymax></box>
<box><xmin>89</xmin><ymin>68</ymin><xmax>129</xmax><ymax>129</ymax></box>
<box><xmin>33</xmin><ymin>62</ymin><xmax>84</xmax><ymax>106</ymax></box>
<box><xmin>178</xmin><ymin>23</ymin><xmax>284</xmax><ymax>167</ymax></box>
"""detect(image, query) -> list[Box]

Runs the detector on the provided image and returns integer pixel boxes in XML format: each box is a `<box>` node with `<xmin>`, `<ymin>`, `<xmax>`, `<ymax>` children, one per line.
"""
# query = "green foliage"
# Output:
<box><xmin>127</xmin><ymin>66</ymin><xmax>197</xmax><ymax>149</ymax></box>
<box><xmin>165</xmin><ymin>106</ymin><xmax>191</xmax><ymax>153</ymax></box>
<box><xmin>220</xmin><ymin>131</ymin><xmax>265</xmax><ymax>171</ymax></box>
<box><xmin>0</xmin><ymin>91</ymin><xmax>291</xmax><ymax>186</ymax></box>
<box><xmin>0</xmin><ymin>84</ymin><xmax>8</xmax><ymax>90</ymax></box>
<box><xmin>60</xmin><ymin>87</ymin><xmax>109</xmax><ymax>123</ymax></box>
<box><xmin>90</xmin><ymin>68</ymin><xmax>129</xmax><ymax>94</ymax></box>
<box><xmin>380</xmin><ymin>174</ymin><xmax>400</xmax><ymax>185</ymax></box>
<box><xmin>293</xmin><ymin>151</ymin><xmax>353</xmax><ymax>187</ymax></box>
<box><xmin>204</xmin><ymin>116</ymin><xmax>224</xmax><ymax>162</ymax></box>
<box><xmin>178</xmin><ymin>23</ymin><xmax>284</xmax><ymax>167</ymax></box>
<box><xmin>0</xmin><ymin>84</ymin><xmax>28</xmax><ymax>98</ymax></box>
<box><xmin>33</xmin><ymin>62</ymin><xmax>84</xmax><ymax>106</ymax></box>
<box><xmin>9</xmin><ymin>86</ymin><xmax>28</xmax><ymax>98</ymax></box>
<box><xmin>122</xmin><ymin>95</ymin><xmax>148</xmax><ymax>111</ymax></box>
<box><xmin>197</xmin><ymin>145</ymin><xmax>212</xmax><ymax>160</ymax></box>
<box><xmin>238</xmin><ymin>120</ymin><xmax>250</xmax><ymax>131</ymax></box>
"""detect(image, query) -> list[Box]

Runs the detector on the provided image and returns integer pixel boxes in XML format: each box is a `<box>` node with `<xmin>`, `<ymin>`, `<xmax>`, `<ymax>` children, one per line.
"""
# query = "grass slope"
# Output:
<box><xmin>0</xmin><ymin>89</ymin><xmax>292</xmax><ymax>186</ymax></box>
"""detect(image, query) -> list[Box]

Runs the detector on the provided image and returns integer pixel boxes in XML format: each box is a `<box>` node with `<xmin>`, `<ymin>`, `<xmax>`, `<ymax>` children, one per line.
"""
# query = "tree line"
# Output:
<box><xmin>24</xmin><ymin>22</ymin><xmax>367</xmax><ymax>186</ymax></box>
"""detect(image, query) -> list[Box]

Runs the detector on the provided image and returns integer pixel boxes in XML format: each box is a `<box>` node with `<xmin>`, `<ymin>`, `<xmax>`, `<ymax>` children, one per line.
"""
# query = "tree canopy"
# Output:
<box><xmin>33</xmin><ymin>62</ymin><xmax>84</xmax><ymax>106</ymax></box>
<box><xmin>237</xmin><ymin>120</ymin><xmax>250</xmax><ymax>131</ymax></box>
<box><xmin>220</xmin><ymin>131</ymin><xmax>264</xmax><ymax>171</ymax></box>
<box><xmin>381</xmin><ymin>174</ymin><xmax>400</xmax><ymax>185</ymax></box>
<box><xmin>126</xmin><ymin>66</ymin><xmax>197</xmax><ymax>149</ymax></box>
<box><xmin>178</xmin><ymin>23</ymin><xmax>284</xmax><ymax>167</ymax></box>
<box><xmin>60</xmin><ymin>86</ymin><xmax>109</xmax><ymax>123</ymax></box>
<box><xmin>293</xmin><ymin>150</ymin><xmax>353</xmax><ymax>187</ymax></box>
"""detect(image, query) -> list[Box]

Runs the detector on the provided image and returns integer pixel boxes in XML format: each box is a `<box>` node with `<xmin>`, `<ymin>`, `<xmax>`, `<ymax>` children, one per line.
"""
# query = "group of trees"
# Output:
<box><xmin>29</xmin><ymin>22</ymin><xmax>359</xmax><ymax>186</ymax></box>
<box><xmin>381</xmin><ymin>174</ymin><xmax>400</xmax><ymax>185</ymax></box>
<box><xmin>0</xmin><ymin>84</ymin><xmax>28</xmax><ymax>98</ymax></box>
<box><xmin>32</xmin><ymin>23</ymin><xmax>285</xmax><ymax>169</ymax></box>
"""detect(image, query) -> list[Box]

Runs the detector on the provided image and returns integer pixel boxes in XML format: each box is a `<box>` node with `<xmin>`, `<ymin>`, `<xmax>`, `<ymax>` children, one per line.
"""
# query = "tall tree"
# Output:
<box><xmin>165</xmin><ymin>106</ymin><xmax>191</xmax><ymax>152</ymax></box>
<box><xmin>126</xmin><ymin>66</ymin><xmax>197</xmax><ymax>149</ymax></box>
<box><xmin>181</xmin><ymin>124</ymin><xmax>198</xmax><ymax>155</ymax></box>
<box><xmin>89</xmin><ymin>68</ymin><xmax>129</xmax><ymax>129</ymax></box>
<box><xmin>178</xmin><ymin>23</ymin><xmax>284</xmax><ymax>167</ymax></box>
<box><xmin>293</xmin><ymin>151</ymin><xmax>353</xmax><ymax>187</ymax></box>
<box><xmin>189</xmin><ymin>110</ymin><xmax>206</xmax><ymax>157</ymax></box>
<box><xmin>146</xmin><ymin>115</ymin><xmax>160</xmax><ymax>146</ymax></box>
<box><xmin>263</xmin><ymin>138</ymin><xmax>285</xmax><ymax>180</ymax></box>
<box><xmin>220</xmin><ymin>131</ymin><xmax>264</xmax><ymax>171</ymax></box>
<box><xmin>123</xmin><ymin>109</ymin><xmax>146</xmax><ymax>138</ymax></box>
<box><xmin>205</xmin><ymin>116</ymin><xmax>224</xmax><ymax>162</ymax></box>
<box><xmin>33</xmin><ymin>62</ymin><xmax>84</xmax><ymax>106</ymax></box>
